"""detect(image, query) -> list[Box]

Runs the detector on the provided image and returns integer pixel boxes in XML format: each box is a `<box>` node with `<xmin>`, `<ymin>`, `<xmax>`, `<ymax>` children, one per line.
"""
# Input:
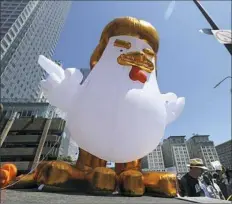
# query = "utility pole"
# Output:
<box><xmin>193</xmin><ymin>0</ymin><xmax>232</xmax><ymax>55</ymax></box>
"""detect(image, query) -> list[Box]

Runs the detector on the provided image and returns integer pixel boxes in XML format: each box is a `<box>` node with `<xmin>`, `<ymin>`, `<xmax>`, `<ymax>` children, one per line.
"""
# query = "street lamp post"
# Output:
<box><xmin>193</xmin><ymin>0</ymin><xmax>232</xmax><ymax>55</ymax></box>
<box><xmin>213</xmin><ymin>76</ymin><xmax>232</xmax><ymax>90</ymax></box>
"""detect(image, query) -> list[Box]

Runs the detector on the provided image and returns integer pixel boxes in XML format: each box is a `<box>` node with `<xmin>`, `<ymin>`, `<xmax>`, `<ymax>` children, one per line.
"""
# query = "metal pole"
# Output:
<box><xmin>214</xmin><ymin>76</ymin><xmax>232</xmax><ymax>89</ymax></box>
<box><xmin>0</xmin><ymin>112</ymin><xmax>18</xmax><ymax>147</ymax></box>
<box><xmin>31</xmin><ymin>117</ymin><xmax>52</xmax><ymax>170</ymax></box>
<box><xmin>193</xmin><ymin>0</ymin><xmax>232</xmax><ymax>55</ymax></box>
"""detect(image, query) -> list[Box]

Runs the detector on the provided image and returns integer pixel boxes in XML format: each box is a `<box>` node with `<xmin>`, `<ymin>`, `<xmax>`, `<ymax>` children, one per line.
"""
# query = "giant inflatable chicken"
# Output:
<box><xmin>0</xmin><ymin>17</ymin><xmax>185</xmax><ymax>197</ymax></box>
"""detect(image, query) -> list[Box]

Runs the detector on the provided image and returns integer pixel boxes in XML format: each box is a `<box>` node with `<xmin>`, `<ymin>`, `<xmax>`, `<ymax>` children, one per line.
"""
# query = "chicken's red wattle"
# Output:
<box><xmin>129</xmin><ymin>66</ymin><xmax>147</xmax><ymax>83</ymax></box>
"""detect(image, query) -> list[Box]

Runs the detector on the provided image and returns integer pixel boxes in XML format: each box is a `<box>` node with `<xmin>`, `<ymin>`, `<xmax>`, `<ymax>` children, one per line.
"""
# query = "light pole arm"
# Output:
<box><xmin>214</xmin><ymin>76</ymin><xmax>232</xmax><ymax>88</ymax></box>
<box><xmin>193</xmin><ymin>0</ymin><xmax>219</xmax><ymax>30</ymax></box>
<box><xmin>193</xmin><ymin>0</ymin><xmax>232</xmax><ymax>55</ymax></box>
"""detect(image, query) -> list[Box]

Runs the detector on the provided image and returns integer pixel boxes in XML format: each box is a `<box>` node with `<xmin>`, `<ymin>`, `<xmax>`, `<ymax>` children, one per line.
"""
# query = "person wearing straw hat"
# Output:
<box><xmin>179</xmin><ymin>158</ymin><xmax>207</xmax><ymax>197</ymax></box>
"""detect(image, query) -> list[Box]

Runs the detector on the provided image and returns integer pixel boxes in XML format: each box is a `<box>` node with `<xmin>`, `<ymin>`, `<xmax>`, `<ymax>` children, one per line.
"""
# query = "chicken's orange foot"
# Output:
<box><xmin>33</xmin><ymin>160</ymin><xmax>91</xmax><ymax>192</ymax></box>
<box><xmin>4</xmin><ymin>160</ymin><xmax>88</xmax><ymax>191</ymax></box>
<box><xmin>118</xmin><ymin>170</ymin><xmax>145</xmax><ymax>197</ymax></box>
<box><xmin>8</xmin><ymin>173</ymin><xmax>38</xmax><ymax>189</ymax></box>
<box><xmin>86</xmin><ymin>167</ymin><xmax>117</xmax><ymax>195</ymax></box>
<box><xmin>143</xmin><ymin>171</ymin><xmax>177</xmax><ymax>198</ymax></box>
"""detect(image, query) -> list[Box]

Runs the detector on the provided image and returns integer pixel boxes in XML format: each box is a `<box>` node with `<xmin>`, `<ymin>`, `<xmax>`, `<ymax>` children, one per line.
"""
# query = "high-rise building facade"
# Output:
<box><xmin>1</xmin><ymin>1</ymin><xmax>30</xmax><ymax>40</ymax></box>
<box><xmin>58</xmin><ymin>128</ymin><xmax>79</xmax><ymax>162</ymax></box>
<box><xmin>141</xmin><ymin>144</ymin><xmax>165</xmax><ymax>172</ymax></box>
<box><xmin>162</xmin><ymin>136</ymin><xmax>190</xmax><ymax>175</ymax></box>
<box><xmin>187</xmin><ymin>135</ymin><xmax>219</xmax><ymax>171</ymax></box>
<box><xmin>80</xmin><ymin>68</ymin><xmax>91</xmax><ymax>84</ymax></box>
<box><xmin>1</xmin><ymin>101</ymin><xmax>78</xmax><ymax>162</ymax></box>
<box><xmin>1</xmin><ymin>1</ymin><xmax>72</xmax><ymax>101</ymax></box>
<box><xmin>216</xmin><ymin>140</ymin><xmax>232</xmax><ymax>170</ymax></box>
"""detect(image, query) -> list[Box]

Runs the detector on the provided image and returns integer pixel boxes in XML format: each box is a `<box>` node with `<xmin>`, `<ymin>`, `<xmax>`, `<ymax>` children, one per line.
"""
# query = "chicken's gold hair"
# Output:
<box><xmin>90</xmin><ymin>17</ymin><xmax>159</xmax><ymax>70</ymax></box>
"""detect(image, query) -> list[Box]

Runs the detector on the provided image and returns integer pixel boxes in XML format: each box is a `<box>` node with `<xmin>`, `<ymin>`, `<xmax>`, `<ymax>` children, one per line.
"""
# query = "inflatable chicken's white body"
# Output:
<box><xmin>39</xmin><ymin>35</ymin><xmax>185</xmax><ymax>163</ymax></box>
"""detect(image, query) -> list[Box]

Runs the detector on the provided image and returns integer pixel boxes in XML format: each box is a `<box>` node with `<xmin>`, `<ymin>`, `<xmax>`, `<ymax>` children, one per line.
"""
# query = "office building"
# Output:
<box><xmin>80</xmin><ymin>68</ymin><xmax>91</xmax><ymax>84</ymax></box>
<box><xmin>162</xmin><ymin>136</ymin><xmax>190</xmax><ymax>175</ymax></box>
<box><xmin>1</xmin><ymin>1</ymin><xmax>72</xmax><ymax>101</ymax></box>
<box><xmin>0</xmin><ymin>101</ymin><xmax>66</xmax><ymax>173</ymax></box>
<box><xmin>106</xmin><ymin>162</ymin><xmax>115</xmax><ymax>169</ymax></box>
<box><xmin>216</xmin><ymin>140</ymin><xmax>232</xmax><ymax>170</ymax></box>
<box><xmin>141</xmin><ymin>156</ymin><xmax>149</xmax><ymax>170</ymax></box>
<box><xmin>1</xmin><ymin>1</ymin><xmax>29</xmax><ymax>40</ymax></box>
<box><xmin>1</xmin><ymin>99</ymin><xmax>64</xmax><ymax>118</ymax></box>
<box><xmin>59</xmin><ymin>127</ymin><xmax>79</xmax><ymax>162</ymax></box>
<box><xmin>187</xmin><ymin>135</ymin><xmax>219</xmax><ymax>171</ymax></box>
<box><xmin>141</xmin><ymin>144</ymin><xmax>165</xmax><ymax>172</ymax></box>
<box><xmin>1</xmin><ymin>101</ymin><xmax>77</xmax><ymax>161</ymax></box>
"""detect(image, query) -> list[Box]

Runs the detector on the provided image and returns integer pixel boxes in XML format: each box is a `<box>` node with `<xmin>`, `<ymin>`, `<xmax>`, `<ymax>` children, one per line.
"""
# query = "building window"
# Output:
<box><xmin>9</xmin><ymin>29</ymin><xmax>15</xmax><ymax>38</ymax></box>
<box><xmin>2</xmin><ymin>39</ymin><xmax>8</xmax><ymax>49</ymax></box>
<box><xmin>0</xmin><ymin>45</ymin><xmax>5</xmax><ymax>55</ymax></box>
<box><xmin>3</xmin><ymin>74</ymin><xmax>9</xmax><ymax>81</ymax></box>
<box><xmin>11</xmin><ymin>62</ymin><xmax>16</xmax><ymax>67</ymax></box>
<box><xmin>27</xmin><ymin>6</ymin><xmax>31</xmax><ymax>13</ymax></box>
<box><xmin>25</xmin><ymin>9</ymin><xmax>28</xmax><ymax>16</ymax></box>
<box><xmin>16</xmin><ymin>20</ymin><xmax>20</xmax><ymax>28</ymax></box>
<box><xmin>12</xmin><ymin>25</ymin><xmax>18</xmax><ymax>33</ymax></box>
<box><xmin>21</xmin><ymin>111</ymin><xmax>27</xmax><ymax>117</ymax></box>
<box><xmin>22</xmin><ymin>13</ymin><xmax>26</xmax><ymax>20</ymax></box>
<box><xmin>27</xmin><ymin>111</ymin><xmax>32</xmax><ymax>116</ymax></box>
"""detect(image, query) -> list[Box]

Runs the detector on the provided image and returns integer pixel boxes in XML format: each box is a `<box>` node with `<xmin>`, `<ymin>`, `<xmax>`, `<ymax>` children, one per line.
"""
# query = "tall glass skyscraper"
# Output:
<box><xmin>0</xmin><ymin>1</ymin><xmax>72</xmax><ymax>101</ymax></box>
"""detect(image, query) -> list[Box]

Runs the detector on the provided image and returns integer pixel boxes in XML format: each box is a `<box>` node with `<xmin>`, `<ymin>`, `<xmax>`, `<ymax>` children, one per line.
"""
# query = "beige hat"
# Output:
<box><xmin>187</xmin><ymin>158</ymin><xmax>208</xmax><ymax>170</ymax></box>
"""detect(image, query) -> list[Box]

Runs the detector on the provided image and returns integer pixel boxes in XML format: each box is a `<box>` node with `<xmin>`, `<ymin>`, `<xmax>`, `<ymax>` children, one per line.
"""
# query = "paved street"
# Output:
<box><xmin>1</xmin><ymin>189</ymin><xmax>230</xmax><ymax>204</ymax></box>
<box><xmin>1</xmin><ymin>189</ymin><xmax>188</xmax><ymax>204</ymax></box>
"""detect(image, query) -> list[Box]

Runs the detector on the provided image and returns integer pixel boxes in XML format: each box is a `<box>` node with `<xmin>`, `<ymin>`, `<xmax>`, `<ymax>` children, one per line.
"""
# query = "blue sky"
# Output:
<box><xmin>53</xmin><ymin>1</ymin><xmax>231</xmax><ymax>145</ymax></box>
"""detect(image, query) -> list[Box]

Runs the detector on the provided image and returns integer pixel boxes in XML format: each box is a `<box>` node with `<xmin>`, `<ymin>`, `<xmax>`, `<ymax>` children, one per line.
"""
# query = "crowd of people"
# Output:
<box><xmin>177</xmin><ymin>158</ymin><xmax>232</xmax><ymax>201</ymax></box>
